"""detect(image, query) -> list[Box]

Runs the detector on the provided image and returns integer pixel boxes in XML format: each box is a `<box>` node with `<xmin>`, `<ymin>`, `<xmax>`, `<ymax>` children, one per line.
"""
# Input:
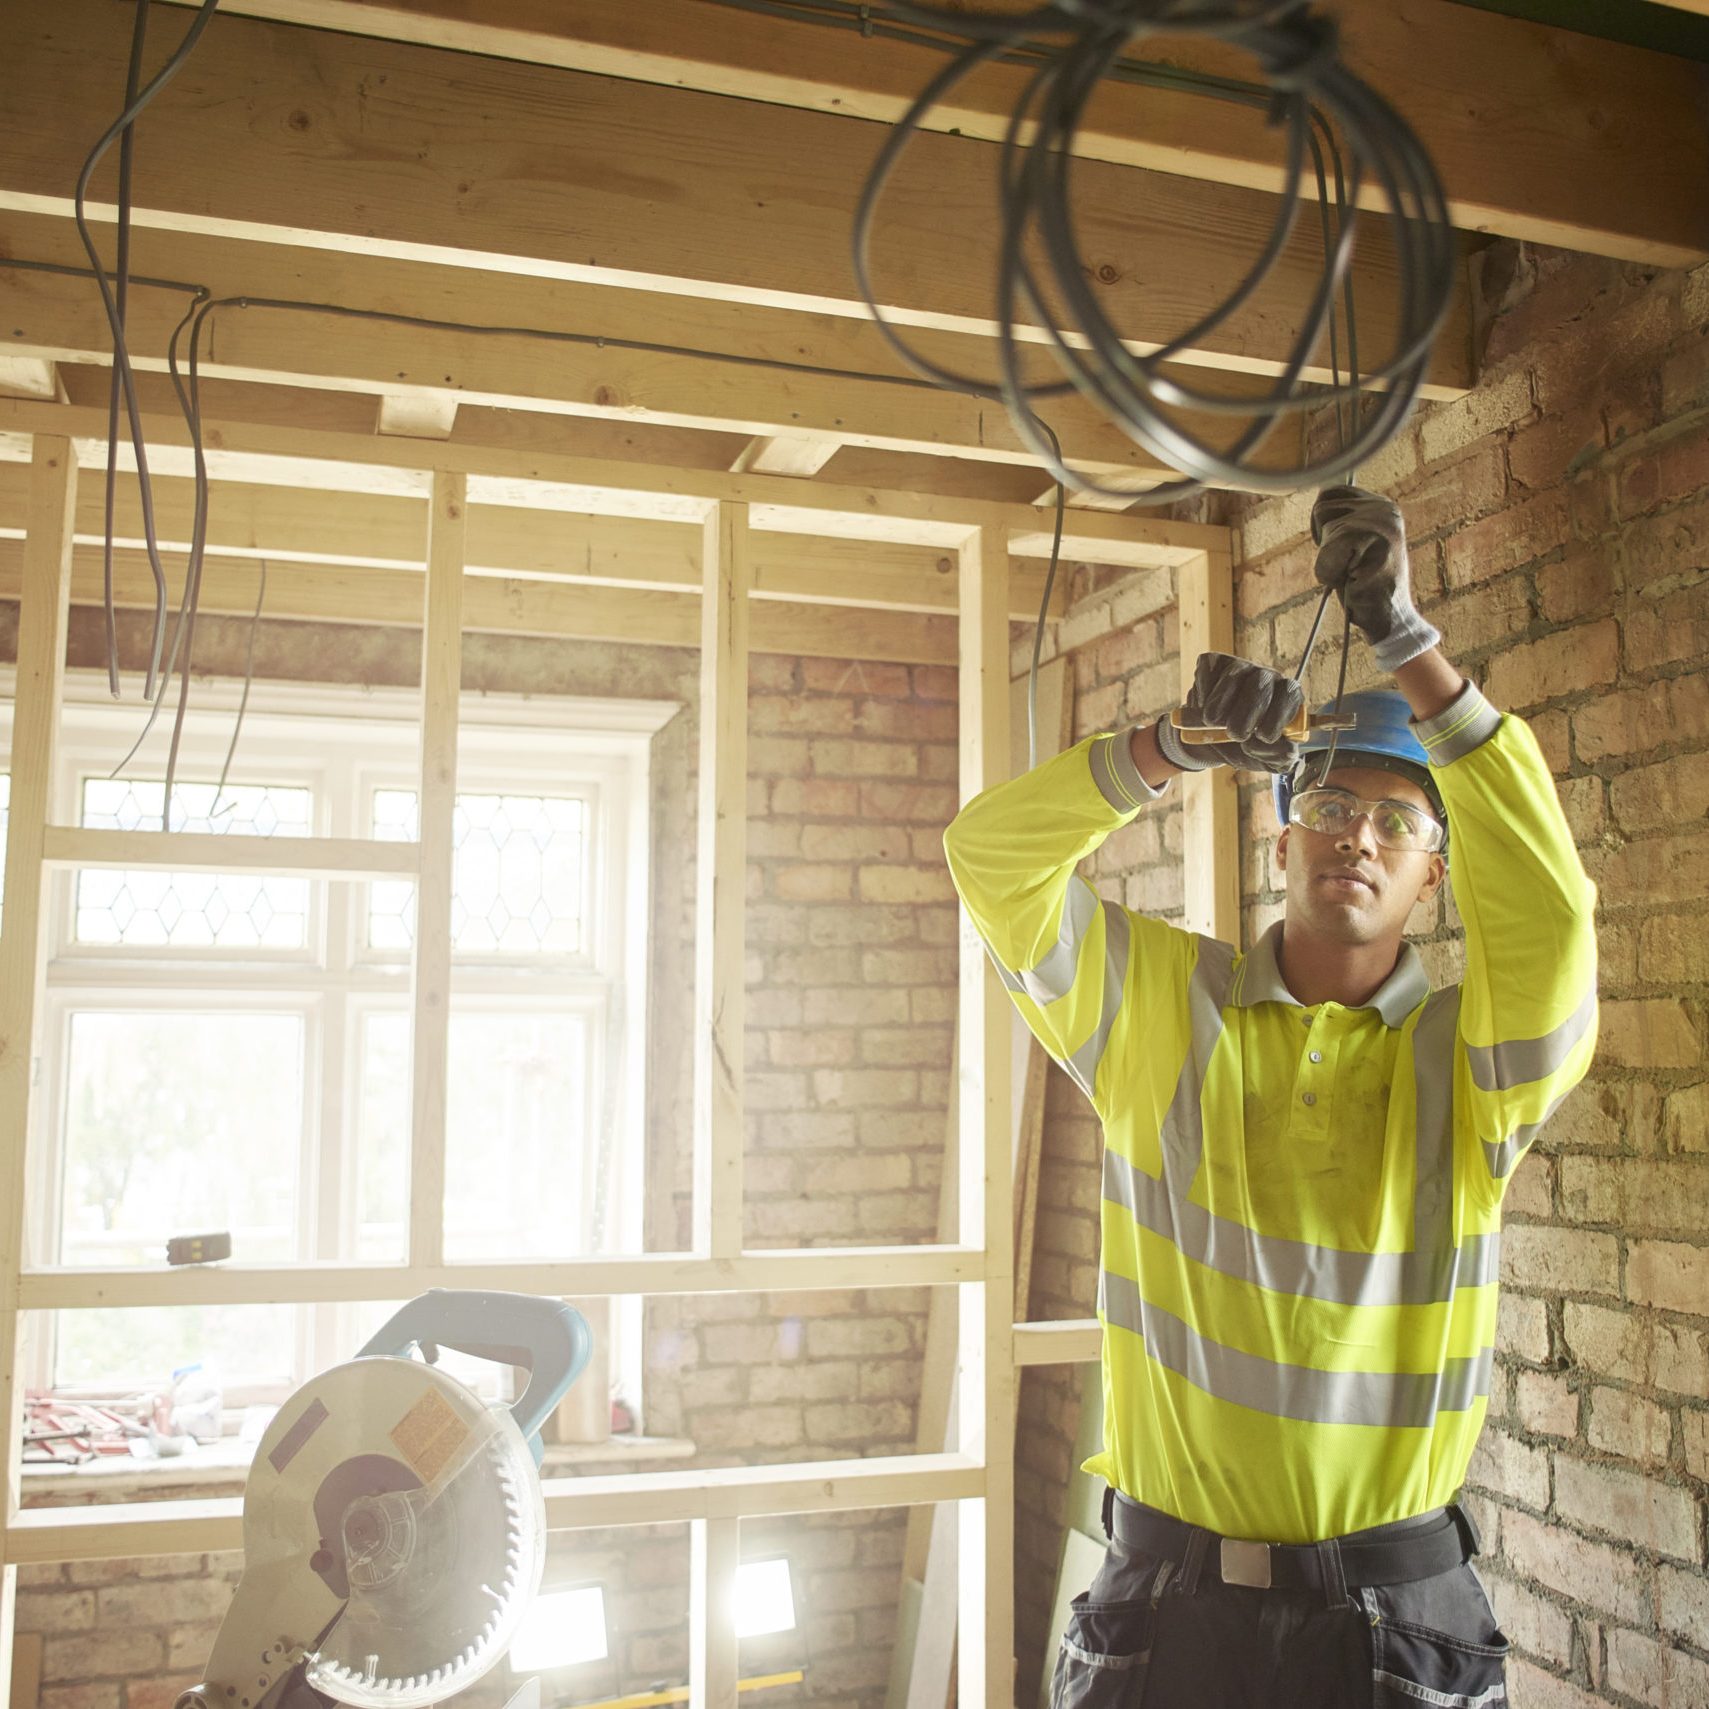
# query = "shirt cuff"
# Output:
<box><xmin>1089</xmin><ymin>726</ymin><xmax>1169</xmax><ymax>813</ymax></box>
<box><xmin>1412</xmin><ymin>680</ymin><xmax>1502</xmax><ymax>766</ymax></box>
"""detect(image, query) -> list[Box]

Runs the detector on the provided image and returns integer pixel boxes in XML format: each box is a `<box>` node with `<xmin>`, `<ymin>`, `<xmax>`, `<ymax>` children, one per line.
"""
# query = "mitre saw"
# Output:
<box><xmin>177</xmin><ymin>1290</ymin><xmax>590</xmax><ymax>1709</ymax></box>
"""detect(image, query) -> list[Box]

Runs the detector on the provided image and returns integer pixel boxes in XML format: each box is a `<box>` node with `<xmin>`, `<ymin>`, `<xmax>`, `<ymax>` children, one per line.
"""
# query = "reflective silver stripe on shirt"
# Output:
<box><xmin>991</xmin><ymin>876</ymin><xmax>1100</xmax><ymax>1006</ymax></box>
<box><xmin>1465</xmin><ymin>984</ymin><xmax>1596</xmax><ymax>1093</ymax></box>
<box><xmin>1483</xmin><ymin>1088</ymin><xmax>1573</xmax><ymax>1180</ymax></box>
<box><xmin>1101</xmin><ymin>1148</ymin><xmax>1501</xmax><ymax>1306</ymax></box>
<box><xmin>1061</xmin><ymin>902</ymin><xmax>1132</xmax><ymax>1103</ymax></box>
<box><xmin>1157</xmin><ymin>935</ymin><xmax>1238</xmax><ymax>1192</ymax></box>
<box><xmin>1101</xmin><ymin>1272</ymin><xmax>1496</xmax><ymax>1428</ymax></box>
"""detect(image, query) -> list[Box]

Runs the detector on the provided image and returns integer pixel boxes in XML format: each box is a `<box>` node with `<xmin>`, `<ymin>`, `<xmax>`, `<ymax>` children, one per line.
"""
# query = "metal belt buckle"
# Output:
<box><xmin>1220</xmin><ymin>1538</ymin><xmax>1273</xmax><ymax>1588</ymax></box>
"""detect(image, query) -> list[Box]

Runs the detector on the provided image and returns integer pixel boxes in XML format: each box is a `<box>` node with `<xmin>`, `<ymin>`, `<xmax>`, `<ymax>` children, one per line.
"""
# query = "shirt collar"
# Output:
<box><xmin>1231</xmin><ymin>921</ymin><xmax>1430</xmax><ymax>1029</ymax></box>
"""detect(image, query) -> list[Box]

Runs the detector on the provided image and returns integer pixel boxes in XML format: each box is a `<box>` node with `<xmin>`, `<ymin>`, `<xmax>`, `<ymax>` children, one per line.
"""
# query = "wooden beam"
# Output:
<box><xmin>0</xmin><ymin>460</ymin><xmax>1065</xmax><ymax>623</ymax></box>
<box><xmin>691</xmin><ymin>1516</ymin><xmax>740</xmax><ymax>1709</ymax></box>
<box><xmin>1178</xmin><ymin>544</ymin><xmax>1240</xmax><ymax>942</ymax></box>
<box><xmin>0</xmin><ymin>0</ymin><xmax>1472</xmax><ymax>393</ymax></box>
<box><xmin>693</xmin><ymin>502</ymin><xmax>749</xmax><ymax>1261</ymax></box>
<box><xmin>0</xmin><ymin>216</ymin><xmax>1322</xmax><ymax>478</ymax></box>
<box><xmin>377</xmin><ymin>393</ymin><xmax>458</xmax><ymax>439</ymax></box>
<box><xmin>730</xmin><ymin>436</ymin><xmax>839</xmax><ymax>478</ymax></box>
<box><xmin>0</xmin><ymin>437</ymin><xmax>77</xmax><ymax>1690</ymax></box>
<box><xmin>1012</xmin><ymin>1320</ymin><xmax>1103</xmax><ymax>1367</ymax></box>
<box><xmin>0</xmin><ymin>397</ymin><xmax>1224</xmax><ymax>567</ymax></box>
<box><xmin>956</xmin><ymin>524</ymin><xmax>1014</xmax><ymax>1709</ymax></box>
<box><xmin>406</xmin><ymin>470</ymin><xmax>465</xmax><ymax>1270</ymax></box>
<box><xmin>156</xmin><ymin>0</ymin><xmax>1709</xmax><ymax>268</ymax></box>
<box><xmin>0</xmin><ymin>541</ymin><xmax>964</xmax><ymax>666</ymax></box>
<box><xmin>0</xmin><ymin>356</ymin><xmax>58</xmax><ymax>401</ymax></box>
<box><xmin>19</xmin><ymin>1248</ymin><xmax>986</xmax><ymax>1311</ymax></box>
<box><xmin>40</xmin><ymin>826</ymin><xmax>420</xmax><ymax>880</ymax></box>
<box><xmin>5</xmin><ymin>1454</ymin><xmax>987</xmax><ymax>1566</ymax></box>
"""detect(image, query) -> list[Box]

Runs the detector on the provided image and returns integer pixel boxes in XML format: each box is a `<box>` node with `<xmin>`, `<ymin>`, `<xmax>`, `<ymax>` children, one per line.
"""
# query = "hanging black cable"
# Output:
<box><xmin>848</xmin><ymin>0</ymin><xmax>1453</xmax><ymax>504</ymax></box>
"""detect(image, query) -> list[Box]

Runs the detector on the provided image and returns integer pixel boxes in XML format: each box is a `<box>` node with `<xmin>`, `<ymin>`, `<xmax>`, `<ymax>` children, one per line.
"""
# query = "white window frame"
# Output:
<box><xmin>5</xmin><ymin>668</ymin><xmax>674</xmax><ymax>1411</ymax></box>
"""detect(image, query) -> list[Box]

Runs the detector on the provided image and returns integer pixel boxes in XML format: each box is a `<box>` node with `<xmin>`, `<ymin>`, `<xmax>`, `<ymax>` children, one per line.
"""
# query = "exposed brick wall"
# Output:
<box><xmin>1012</xmin><ymin>242</ymin><xmax>1709</xmax><ymax>1707</ymax></box>
<box><xmin>11</xmin><ymin>619</ymin><xmax>960</xmax><ymax>1709</ymax></box>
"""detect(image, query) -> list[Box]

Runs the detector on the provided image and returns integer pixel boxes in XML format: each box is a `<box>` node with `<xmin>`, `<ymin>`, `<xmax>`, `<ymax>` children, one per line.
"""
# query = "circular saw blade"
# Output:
<box><xmin>304</xmin><ymin>1364</ymin><xmax>545</xmax><ymax>1708</ymax></box>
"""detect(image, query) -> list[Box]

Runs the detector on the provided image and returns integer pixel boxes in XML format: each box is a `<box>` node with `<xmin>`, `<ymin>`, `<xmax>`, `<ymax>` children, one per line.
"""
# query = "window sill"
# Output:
<box><xmin>21</xmin><ymin>1434</ymin><xmax>697</xmax><ymax>1504</ymax></box>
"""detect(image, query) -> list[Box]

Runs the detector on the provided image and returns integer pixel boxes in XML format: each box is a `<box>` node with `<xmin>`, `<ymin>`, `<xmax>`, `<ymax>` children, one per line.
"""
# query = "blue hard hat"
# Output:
<box><xmin>1271</xmin><ymin>689</ymin><xmax>1446</xmax><ymax>838</ymax></box>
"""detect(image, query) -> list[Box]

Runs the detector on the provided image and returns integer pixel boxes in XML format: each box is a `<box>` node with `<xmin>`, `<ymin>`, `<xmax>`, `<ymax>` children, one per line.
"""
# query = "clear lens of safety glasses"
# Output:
<box><xmin>1289</xmin><ymin>788</ymin><xmax>1445</xmax><ymax>853</ymax></box>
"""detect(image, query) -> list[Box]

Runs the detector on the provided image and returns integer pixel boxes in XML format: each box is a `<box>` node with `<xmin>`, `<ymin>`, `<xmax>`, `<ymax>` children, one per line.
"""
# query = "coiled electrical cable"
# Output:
<box><xmin>849</xmin><ymin>0</ymin><xmax>1456</xmax><ymax>503</ymax></box>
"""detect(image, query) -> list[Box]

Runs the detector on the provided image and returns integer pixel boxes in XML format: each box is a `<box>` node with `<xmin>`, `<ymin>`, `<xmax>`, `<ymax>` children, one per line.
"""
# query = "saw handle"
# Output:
<box><xmin>1169</xmin><ymin>706</ymin><xmax>1355</xmax><ymax>747</ymax></box>
<box><xmin>359</xmin><ymin>1290</ymin><xmax>592</xmax><ymax>1456</ymax></box>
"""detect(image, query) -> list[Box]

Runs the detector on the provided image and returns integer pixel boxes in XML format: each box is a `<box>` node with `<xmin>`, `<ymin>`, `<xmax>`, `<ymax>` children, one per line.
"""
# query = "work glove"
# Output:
<box><xmin>1311</xmin><ymin>485</ymin><xmax>1440</xmax><ymax>673</ymax></box>
<box><xmin>1154</xmin><ymin>651</ymin><xmax>1304</xmax><ymax>775</ymax></box>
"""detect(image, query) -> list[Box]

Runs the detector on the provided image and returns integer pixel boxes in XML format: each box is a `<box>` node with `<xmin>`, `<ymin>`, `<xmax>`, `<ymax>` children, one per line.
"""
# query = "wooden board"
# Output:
<box><xmin>154</xmin><ymin>0</ymin><xmax>1709</xmax><ymax>267</ymax></box>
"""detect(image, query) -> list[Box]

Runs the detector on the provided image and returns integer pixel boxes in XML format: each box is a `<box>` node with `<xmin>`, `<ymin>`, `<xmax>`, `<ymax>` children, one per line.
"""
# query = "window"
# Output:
<box><xmin>13</xmin><ymin>674</ymin><xmax>672</xmax><ymax>1415</ymax></box>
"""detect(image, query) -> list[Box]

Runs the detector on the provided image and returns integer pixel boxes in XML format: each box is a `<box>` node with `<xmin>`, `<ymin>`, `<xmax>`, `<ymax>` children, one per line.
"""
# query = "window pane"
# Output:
<box><xmin>367</xmin><ymin>789</ymin><xmax>586</xmax><ymax>955</ymax></box>
<box><xmin>53</xmin><ymin>1302</ymin><xmax>294</xmax><ymax>1391</ymax></box>
<box><xmin>60</xmin><ymin>1010</ymin><xmax>304</xmax><ymax>1266</ymax></box>
<box><xmin>76</xmin><ymin>779</ymin><xmax>312</xmax><ymax>948</ymax></box>
<box><xmin>354</xmin><ymin>1010</ymin><xmax>594</xmax><ymax>1261</ymax></box>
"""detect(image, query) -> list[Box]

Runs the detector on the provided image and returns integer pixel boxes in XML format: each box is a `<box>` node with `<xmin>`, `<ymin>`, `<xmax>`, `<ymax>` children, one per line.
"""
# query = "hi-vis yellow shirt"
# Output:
<box><xmin>944</xmin><ymin>682</ymin><xmax>1597</xmax><ymax>1544</ymax></box>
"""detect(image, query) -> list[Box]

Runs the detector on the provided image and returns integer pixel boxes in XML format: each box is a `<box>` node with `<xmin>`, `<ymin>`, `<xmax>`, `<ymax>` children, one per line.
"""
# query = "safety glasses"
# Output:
<box><xmin>1288</xmin><ymin>787</ymin><xmax>1446</xmax><ymax>853</ymax></box>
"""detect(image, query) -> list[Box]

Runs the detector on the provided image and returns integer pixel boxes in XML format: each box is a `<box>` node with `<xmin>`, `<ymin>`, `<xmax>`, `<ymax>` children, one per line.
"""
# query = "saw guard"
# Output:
<box><xmin>202</xmin><ymin>1354</ymin><xmax>545</xmax><ymax>1708</ymax></box>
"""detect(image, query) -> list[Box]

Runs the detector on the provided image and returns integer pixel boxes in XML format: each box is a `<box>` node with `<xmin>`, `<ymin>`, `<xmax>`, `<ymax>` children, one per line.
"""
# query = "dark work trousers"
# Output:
<box><xmin>1049</xmin><ymin>1526</ymin><xmax>1510</xmax><ymax>1708</ymax></box>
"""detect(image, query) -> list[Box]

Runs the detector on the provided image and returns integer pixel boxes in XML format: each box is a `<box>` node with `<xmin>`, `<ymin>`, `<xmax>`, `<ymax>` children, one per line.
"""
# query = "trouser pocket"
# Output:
<box><xmin>1365</xmin><ymin>1566</ymin><xmax>1510</xmax><ymax>1707</ymax></box>
<box><xmin>1049</xmin><ymin>1592</ymin><xmax>1156</xmax><ymax>1709</ymax></box>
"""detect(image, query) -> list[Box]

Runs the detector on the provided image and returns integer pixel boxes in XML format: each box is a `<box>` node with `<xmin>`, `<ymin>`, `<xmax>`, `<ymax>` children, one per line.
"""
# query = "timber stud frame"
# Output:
<box><xmin>0</xmin><ymin>400</ymin><xmax>1237</xmax><ymax>1709</ymax></box>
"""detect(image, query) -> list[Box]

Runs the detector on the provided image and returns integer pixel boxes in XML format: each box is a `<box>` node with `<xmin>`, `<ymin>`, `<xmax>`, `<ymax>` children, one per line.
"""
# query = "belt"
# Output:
<box><xmin>1102</xmin><ymin>1490</ymin><xmax>1479</xmax><ymax>1591</ymax></box>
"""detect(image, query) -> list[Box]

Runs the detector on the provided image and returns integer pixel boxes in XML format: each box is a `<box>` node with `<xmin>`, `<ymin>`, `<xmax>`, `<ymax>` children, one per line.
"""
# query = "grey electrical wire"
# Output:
<box><xmin>845</xmin><ymin>0</ymin><xmax>1454</xmax><ymax>504</ymax></box>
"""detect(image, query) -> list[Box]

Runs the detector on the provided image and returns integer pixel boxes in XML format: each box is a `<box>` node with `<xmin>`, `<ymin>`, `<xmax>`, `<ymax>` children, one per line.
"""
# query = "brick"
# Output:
<box><xmin>1587</xmin><ymin>1386</ymin><xmax>1672</xmax><ymax>1465</ymax></box>
<box><xmin>1400</xmin><ymin>443</ymin><xmax>1509</xmax><ymax>537</ymax></box>
<box><xmin>1553</xmin><ymin>1454</ymin><xmax>1701</xmax><ymax>1561</ymax></box>
<box><xmin>1240</xmin><ymin>487</ymin><xmax>1317</xmax><ymax>562</ymax></box>
<box><xmin>1536</xmin><ymin>544</ymin><xmax>1616</xmax><ymax>625</ymax></box>
<box><xmin>1500</xmin><ymin>1225</ymin><xmax>1619</xmax><ymax>1297</ymax></box>
<box><xmin>765</xmin><ymin>1027</ymin><xmax>855</xmax><ymax>1068</ymax></box>
<box><xmin>858</xmin><ymin>781</ymin><xmax>957</xmax><ymax>823</ymax></box>
<box><xmin>1560</xmin><ymin>1156</ymin><xmax>1709</xmax><ymax>1235</ymax></box>
<box><xmin>124</xmin><ymin>1679</ymin><xmax>201</xmax><ymax>1709</ymax></box>
<box><xmin>1612</xmin><ymin>753</ymin><xmax>1709</xmax><ymax>837</ymax></box>
<box><xmin>1684</xmin><ymin>1409</ymin><xmax>1709</xmax><ymax>1479</ymax></box>
<box><xmin>798</xmin><ymin>822</ymin><xmax>911</xmax><ymax>863</ymax></box>
<box><xmin>1605</xmin><ymin>1625</ymin><xmax>1709</xmax><ymax>1709</ymax></box>
<box><xmin>1596</xmin><ymin>999</ymin><xmax>1700</xmax><ymax>1070</ymax></box>
<box><xmin>1515</xmin><ymin>1368</ymin><xmax>1579</xmax><ymax>1438</ymax></box>
<box><xmin>40</xmin><ymin>1691</ymin><xmax>121</xmax><ymax>1709</ymax></box>
<box><xmin>771</xmin><ymin>862</ymin><xmax>852</xmax><ymax>902</ymax></box>
<box><xmin>749</xmin><ymin>693</ymin><xmax>857</xmax><ymax>735</ymax></box>
<box><xmin>748</xmin><ymin>1361</ymin><xmax>858</xmax><ymax>1404</ymax></box>
<box><xmin>1443</xmin><ymin>492</ymin><xmax>1569</xmax><ymax>588</ymax></box>
<box><xmin>1436</xmin><ymin>575</ymin><xmax>1534</xmax><ymax>661</ymax></box>
<box><xmin>855</xmin><ymin>696</ymin><xmax>958</xmax><ymax>741</ymax></box>
<box><xmin>62</xmin><ymin>1559</ymin><xmax>185</xmax><ymax>1587</ymax></box>
<box><xmin>856</xmin><ymin>864</ymin><xmax>954</xmax><ymax>905</ymax></box>
<box><xmin>861</xmin><ymin>947</ymin><xmax>955</xmax><ymax>985</ymax></box>
<box><xmin>1664</xmin><ymin>1085</ymin><xmax>1709</xmax><ymax>1157</ymax></box>
<box><xmin>768</xmin><ymin>778</ymin><xmax>861</xmax><ymax>818</ymax></box>
<box><xmin>808</xmin><ymin>739</ymin><xmax>918</xmax><ymax>779</ymax></box>
<box><xmin>43</xmin><ymin>1630</ymin><xmax>165</xmax><ymax>1684</ymax></box>
<box><xmin>15</xmin><ymin>1589</ymin><xmax>97</xmax><ymax>1631</ymax></box>
<box><xmin>802</xmin><ymin>986</ymin><xmax>908</xmax><ymax>1027</ymax></box>
<box><xmin>1573</xmin><ymin>674</ymin><xmax>1709</xmax><ymax>766</ymax></box>
<box><xmin>1503</xmin><ymin>1658</ymin><xmax>1605</xmax><ymax>1709</ymax></box>
<box><xmin>703</xmin><ymin>1322</ymin><xmax>799</xmax><ymax>1365</ymax></box>
<box><xmin>1508</xmin><ymin>403</ymin><xmax>1605</xmax><ymax>493</ymax></box>
<box><xmin>1657</xmin><ymin>1561</ymin><xmax>1709</xmax><ymax>1655</ymax></box>
<box><xmin>805</xmin><ymin>658</ymin><xmax>911</xmax><ymax>696</ymax></box>
<box><xmin>1565</xmin><ymin>1302</ymin><xmax>1650</xmax><ymax>1386</ymax></box>
<box><xmin>860</xmin><ymin>1026</ymin><xmax>949</xmax><ymax>1067</ymax></box>
<box><xmin>1594</xmin><ymin>834</ymin><xmax>1709</xmax><ymax>918</ymax></box>
<box><xmin>1419</xmin><ymin>368</ymin><xmax>1534</xmax><ymax>465</ymax></box>
<box><xmin>688</xmin><ymin>1404</ymin><xmax>804</xmax><ymax>1450</ymax></box>
<box><xmin>1500</xmin><ymin>1510</ymin><xmax>1651</xmax><ymax>1622</ymax></box>
<box><xmin>1467</xmin><ymin>1426</ymin><xmax>1550</xmax><ymax>1509</ymax></box>
<box><xmin>1629</xmin><ymin>1240</ymin><xmax>1709</xmax><ymax>1317</ymax></box>
<box><xmin>96</xmin><ymin>1579</ymin><xmax>232</xmax><ymax>1628</ymax></box>
<box><xmin>806</xmin><ymin>1317</ymin><xmax>912</xmax><ymax>1358</ymax></box>
<box><xmin>803</xmin><ymin>1400</ymin><xmax>912</xmax><ymax>1443</ymax></box>
<box><xmin>1482</xmin><ymin>618</ymin><xmax>1619</xmax><ymax>710</ymax></box>
<box><xmin>1482</xmin><ymin>1568</ymin><xmax>1574</xmax><ymax>1666</ymax></box>
<box><xmin>912</xmin><ymin>663</ymin><xmax>957</xmax><ymax>700</ymax></box>
<box><xmin>1653</xmin><ymin>1321</ymin><xmax>1709</xmax><ymax>1397</ymax></box>
<box><xmin>1617</xmin><ymin>421</ymin><xmax>1709</xmax><ymax>518</ymax></box>
<box><xmin>1497</xmin><ymin>1291</ymin><xmax>1551</xmax><ymax>1363</ymax></box>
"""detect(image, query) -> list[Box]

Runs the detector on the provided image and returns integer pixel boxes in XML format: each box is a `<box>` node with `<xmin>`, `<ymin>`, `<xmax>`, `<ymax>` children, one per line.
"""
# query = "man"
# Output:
<box><xmin>944</xmin><ymin>488</ymin><xmax>1597</xmax><ymax>1706</ymax></box>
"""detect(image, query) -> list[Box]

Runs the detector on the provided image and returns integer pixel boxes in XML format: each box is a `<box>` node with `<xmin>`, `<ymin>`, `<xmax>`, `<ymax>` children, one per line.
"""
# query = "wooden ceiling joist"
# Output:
<box><xmin>159</xmin><ymin>0</ymin><xmax>1709</xmax><ymax>269</ymax></box>
<box><xmin>0</xmin><ymin>0</ymin><xmax>1472</xmax><ymax>397</ymax></box>
<box><xmin>0</xmin><ymin>398</ymin><xmax>1222</xmax><ymax>567</ymax></box>
<box><xmin>0</xmin><ymin>226</ymin><xmax>1309</xmax><ymax>482</ymax></box>
<box><xmin>0</xmin><ymin>460</ymin><xmax>1066</xmax><ymax>622</ymax></box>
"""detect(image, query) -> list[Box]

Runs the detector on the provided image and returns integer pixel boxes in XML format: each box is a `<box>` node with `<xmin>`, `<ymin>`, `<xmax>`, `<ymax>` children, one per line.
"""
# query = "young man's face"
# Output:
<box><xmin>1277</xmin><ymin>763</ymin><xmax>1447</xmax><ymax>947</ymax></box>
